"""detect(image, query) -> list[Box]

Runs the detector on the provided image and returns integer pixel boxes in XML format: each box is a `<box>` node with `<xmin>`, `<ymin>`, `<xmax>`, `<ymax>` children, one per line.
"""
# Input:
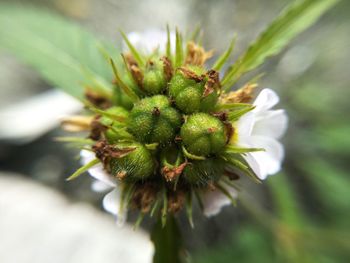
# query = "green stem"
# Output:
<box><xmin>151</xmin><ymin>215</ymin><xmax>185</xmax><ymax>263</ymax></box>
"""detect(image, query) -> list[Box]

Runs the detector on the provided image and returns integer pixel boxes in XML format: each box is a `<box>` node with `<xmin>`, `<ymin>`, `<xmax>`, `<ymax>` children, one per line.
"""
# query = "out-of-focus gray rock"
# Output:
<box><xmin>0</xmin><ymin>173</ymin><xmax>153</xmax><ymax>263</ymax></box>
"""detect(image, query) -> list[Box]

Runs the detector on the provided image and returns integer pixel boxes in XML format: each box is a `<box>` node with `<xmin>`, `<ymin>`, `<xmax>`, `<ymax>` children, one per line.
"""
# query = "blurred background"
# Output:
<box><xmin>0</xmin><ymin>0</ymin><xmax>349</xmax><ymax>262</ymax></box>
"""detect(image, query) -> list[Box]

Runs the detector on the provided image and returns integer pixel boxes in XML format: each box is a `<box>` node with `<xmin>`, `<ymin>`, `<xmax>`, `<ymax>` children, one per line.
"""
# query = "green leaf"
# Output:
<box><xmin>212</xmin><ymin>36</ymin><xmax>237</xmax><ymax>71</ymax></box>
<box><xmin>225</xmin><ymin>145</ymin><xmax>265</xmax><ymax>154</ymax></box>
<box><xmin>175</xmin><ymin>28</ymin><xmax>184</xmax><ymax>68</ymax></box>
<box><xmin>228</xmin><ymin>105</ymin><xmax>255</xmax><ymax>121</ymax></box>
<box><xmin>66</xmin><ymin>158</ymin><xmax>100</xmax><ymax>181</ymax></box>
<box><xmin>119</xmin><ymin>30</ymin><xmax>145</xmax><ymax>67</ymax></box>
<box><xmin>222</xmin><ymin>0</ymin><xmax>339</xmax><ymax>91</ymax></box>
<box><xmin>0</xmin><ymin>5</ymin><xmax>119</xmax><ymax>99</ymax></box>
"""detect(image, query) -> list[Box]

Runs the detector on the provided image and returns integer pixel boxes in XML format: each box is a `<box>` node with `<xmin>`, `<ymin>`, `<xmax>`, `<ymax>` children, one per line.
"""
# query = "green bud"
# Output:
<box><xmin>127</xmin><ymin>95</ymin><xmax>182</xmax><ymax>144</ymax></box>
<box><xmin>168</xmin><ymin>67</ymin><xmax>218</xmax><ymax>114</ymax></box>
<box><xmin>110</xmin><ymin>142</ymin><xmax>155</xmax><ymax>181</ymax></box>
<box><xmin>112</xmin><ymin>74</ymin><xmax>140</xmax><ymax>110</ymax></box>
<box><xmin>183</xmin><ymin>158</ymin><xmax>225</xmax><ymax>186</ymax></box>
<box><xmin>180</xmin><ymin>113</ymin><xmax>227</xmax><ymax>156</ymax></box>
<box><xmin>98</xmin><ymin>106</ymin><xmax>130</xmax><ymax>144</ymax></box>
<box><xmin>142</xmin><ymin>59</ymin><xmax>167</xmax><ymax>95</ymax></box>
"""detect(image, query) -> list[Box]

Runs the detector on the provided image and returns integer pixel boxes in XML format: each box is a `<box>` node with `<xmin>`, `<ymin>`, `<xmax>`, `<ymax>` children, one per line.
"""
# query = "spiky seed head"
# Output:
<box><xmin>127</xmin><ymin>95</ymin><xmax>182</xmax><ymax>144</ymax></box>
<box><xmin>180</xmin><ymin>113</ymin><xmax>227</xmax><ymax>156</ymax></box>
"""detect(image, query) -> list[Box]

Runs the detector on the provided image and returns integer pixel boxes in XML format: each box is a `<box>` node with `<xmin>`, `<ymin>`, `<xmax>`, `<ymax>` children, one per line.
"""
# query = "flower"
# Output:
<box><xmin>68</xmin><ymin>28</ymin><xmax>288</xmax><ymax>225</ymax></box>
<box><xmin>237</xmin><ymin>89</ymin><xmax>288</xmax><ymax>180</ymax></box>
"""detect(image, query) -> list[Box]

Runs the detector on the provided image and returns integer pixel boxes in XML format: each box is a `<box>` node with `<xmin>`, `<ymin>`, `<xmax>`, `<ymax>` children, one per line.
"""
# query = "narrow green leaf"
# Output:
<box><xmin>110</xmin><ymin>58</ymin><xmax>139</xmax><ymax>102</ymax></box>
<box><xmin>212</xmin><ymin>36</ymin><xmax>237</xmax><ymax>71</ymax></box>
<box><xmin>54</xmin><ymin>136</ymin><xmax>94</xmax><ymax>145</ymax></box>
<box><xmin>228</xmin><ymin>105</ymin><xmax>255</xmax><ymax>121</ymax></box>
<box><xmin>223</xmin><ymin>154</ymin><xmax>261</xmax><ymax>183</ymax></box>
<box><xmin>222</xmin><ymin>0</ymin><xmax>339</xmax><ymax>90</ymax></box>
<box><xmin>150</xmin><ymin>199</ymin><xmax>160</xmax><ymax>217</ymax></box>
<box><xmin>225</xmin><ymin>145</ymin><xmax>265</xmax><ymax>154</ymax></box>
<box><xmin>214</xmin><ymin>102</ymin><xmax>252</xmax><ymax>111</ymax></box>
<box><xmin>182</xmin><ymin>146</ymin><xmax>206</xmax><ymax>160</ymax></box>
<box><xmin>166</xmin><ymin>24</ymin><xmax>172</xmax><ymax>62</ymax></box>
<box><xmin>216</xmin><ymin>183</ymin><xmax>237</xmax><ymax>206</ymax></box>
<box><xmin>175</xmin><ymin>28</ymin><xmax>184</xmax><ymax>68</ymax></box>
<box><xmin>133</xmin><ymin>212</ymin><xmax>146</xmax><ymax>230</ymax></box>
<box><xmin>85</xmin><ymin>103</ymin><xmax>127</xmax><ymax>122</ymax></box>
<box><xmin>161</xmin><ymin>188</ymin><xmax>168</xmax><ymax>227</ymax></box>
<box><xmin>0</xmin><ymin>6</ymin><xmax>118</xmax><ymax>99</ymax></box>
<box><xmin>119</xmin><ymin>30</ymin><xmax>145</xmax><ymax>67</ymax></box>
<box><xmin>66</xmin><ymin>158</ymin><xmax>99</xmax><ymax>181</ymax></box>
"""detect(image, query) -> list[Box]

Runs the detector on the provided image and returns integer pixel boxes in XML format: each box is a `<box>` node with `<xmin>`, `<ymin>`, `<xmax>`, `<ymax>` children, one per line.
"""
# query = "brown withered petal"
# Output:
<box><xmin>61</xmin><ymin>115</ymin><xmax>94</xmax><ymax>132</ymax></box>
<box><xmin>161</xmin><ymin>56</ymin><xmax>173</xmax><ymax>81</ymax></box>
<box><xmin>185</xmin><ymin>41</ymin><xmax>213</xmax><ymax>66</ymax></box>
<box><xmin>220</xmin><ymin>83</ymin><xmax>257</xmax><ymax>104</ymax></box>
<box><xmin>177</xmin><ymin>67</ymin><xmax>203</xmax><ymax>82</ymax></box>
<box><xmin>162</xmin><ymin>161</ymin><xmax>188</xmax><ymax>182</ymax></box>
<box><xmin>84</xmin><ymin>88</ymin><xmax>112</xmax><ymax>109</ymax></box>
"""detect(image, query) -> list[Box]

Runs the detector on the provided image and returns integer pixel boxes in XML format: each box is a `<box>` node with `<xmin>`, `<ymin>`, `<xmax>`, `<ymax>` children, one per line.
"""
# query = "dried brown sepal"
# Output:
<box><xmin>224</xmin><ymin>123</ymin><xmax>234</xmax><ymax>144</ymax></box>
<box><xmin>84</xmin><ymin>88</ymin><xmax>112</xmax><ymax>109</ymax></box>
<box><xmin>89</xmin><ymin>115</ymin><xmax>106</xmax><ymax>140</ymax></box>
<box><xmin>177</xmin><ymin>67</ymin><xmax>203</xmax><ymax>83</ymax></box>
<box><xmin>92</xmin><ymin>140</ymin><xmax>136</xmax><ymax>167</ymax></box>
<box><xmin>167</xmin><ymin>190</ymin><xmax>186</xmax><ymax>214</ymax></box>
<box><xmin>61</xmin><ymin>115</ymin><xmax>93</xmax><ymax>132</ymax></box>
<box><xmin>161</xmin><ymin>56</ymin><xmax>173</xmax><ymax>81</ymax></box>
<box><xmin>130</xmin><ymin>64</ymin><xmax>144</xmax><ymax>88</ymax></box>
<box><xmin>203</xmin><ymin>70</ymin><xmax>220</xmax><ymax>97</ymax></box>
<box><xmin>123</xmin><ymin>52</ymin><xmax>138</xmax><ymax>67</ymax></box>
<box><xmin>132</xmin><ymin>183</ymin><xmax>158</xmax><ymax>213</ymax></box>
<box><xmin>185</xmin><ymin>41</ymin><xmax>213</xmax><ymax>66</ymax></box>
<box><xmin>220</xmin><ymin>83</ymin><xmax>257</xmax><ymax>104</ymax></box>
<box><xmin>162</xmin><ymin>161</ymin><xmax>188</xmax><ymax>182</ymax></box>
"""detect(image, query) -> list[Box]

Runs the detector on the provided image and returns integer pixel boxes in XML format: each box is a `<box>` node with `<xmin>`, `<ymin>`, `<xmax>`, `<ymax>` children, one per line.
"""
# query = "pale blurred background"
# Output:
<box><xmin>0</xmin><ymin>0</ymin><xmax>349</xmax><ymax>262</ymax></box>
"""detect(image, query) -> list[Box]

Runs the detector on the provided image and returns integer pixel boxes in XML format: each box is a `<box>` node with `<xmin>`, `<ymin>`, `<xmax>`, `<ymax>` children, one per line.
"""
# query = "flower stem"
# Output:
<box><xmin>151</xmin><ymin>215</ymin><xmax>185</xmax><ymax>263</ymax></box>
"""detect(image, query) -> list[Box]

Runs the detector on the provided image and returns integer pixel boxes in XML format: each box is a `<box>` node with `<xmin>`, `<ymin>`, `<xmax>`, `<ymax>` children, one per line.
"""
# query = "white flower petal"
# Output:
<box><xmin>253</xmin><ymin>109</ymin><xmax>288</xmax><ymax>139</ymax></box>
<box><xmin>253</xmin><ymin>88</ymin><xmax>280</xmax><ymax>112</ymax></box>
<box><xmin>103</xmin><ymin>188</ymin><xmax>127</xmax><ymax>226</ymax></box>
<box><xmin>124</xmin><ymin>30</ymin><xmax>175</xmax><ymax>54</ymax></box>
<box><xmin>243</xmin><ymin>136</ymin><xmax>284</xmax><ymax>180</ymax></box>
<box><xmin>80</xmin><ymin>150</ymin><xmax>116</xmax><ymax>187</ymax></box>
<box><xmin>91</xmin><ymin>180</ymin><xmax>113</xmax><ymax>193</ymax></box>
<box><xmin>202</xmin><ymin>186</ymin><xmax>238</xmax><ymax>217</ymax></box>
<box><xmin>242</xmin><ymin>152</ymin><xmax>262</xmax><ymax>178</ymax></box>
<box><xmin>236</xmin><ymin>112</ymin><xmax>255</xmax><ymax>138</ymax></box>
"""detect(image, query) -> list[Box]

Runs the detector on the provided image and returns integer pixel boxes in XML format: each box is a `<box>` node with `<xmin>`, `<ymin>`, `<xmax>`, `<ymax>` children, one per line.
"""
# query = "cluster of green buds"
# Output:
<box><xmin>65</xmin><ymin>28</ymin><xmax>266</xmax><ymax>226</ymax></box>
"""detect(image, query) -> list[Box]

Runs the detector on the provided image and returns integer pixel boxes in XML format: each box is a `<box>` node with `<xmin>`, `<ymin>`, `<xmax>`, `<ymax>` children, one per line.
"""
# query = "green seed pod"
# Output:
<box><xmin>180</xmin><ymin>113</ymin><xmax>227</xmax><ymax>156</ymax></box>
<box><xmin>183</xmin><ymin>158</ymin><xmax>225</xmax><ymax>186</ymax></box>
<box><xmin>110</xmin><ymin>142</ymin><xmax>155</xmax><ymax>181</ymax></box>
<box><xmin>99</xmin><ymin>106</ymin><xmax>129</xmax><ymax>144</ymax></box>
<box><xmin>127</xmin><ymin>95</ymin><xmax>182</xmax><ymax>144</ymax></box>
<box><xmin>142</xmin><ymin>59</ymin><xmax>167</xmax><ymax>95</ymax></box>
<box><xmin>168</xmin><ymin>67</ymin><xmax>218</xmax><ymax>114</ymax></box>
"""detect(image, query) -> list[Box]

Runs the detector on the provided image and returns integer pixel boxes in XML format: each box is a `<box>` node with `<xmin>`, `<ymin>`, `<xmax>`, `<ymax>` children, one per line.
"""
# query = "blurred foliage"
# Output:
<box><xmin>0</xmin><ymin>5</ymin><xmax>118</xmax><ymax>99</ymax></box>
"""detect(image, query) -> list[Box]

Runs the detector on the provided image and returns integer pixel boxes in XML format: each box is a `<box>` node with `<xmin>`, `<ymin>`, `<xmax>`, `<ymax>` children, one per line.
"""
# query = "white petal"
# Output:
<box><xmin>253</xmin><ymin>88</ymin><xmax>280</xmax><ymax>112</ymax></box>
<box><xmin>80</xmin><ymin>150</ymin><xmax>116</xmax><ymax>187</ymax></box>
<box><xmin>236</xmin><ymin>112</ymin><xmax>255</xmax><ymax>138</ymax></box>
<box><xmin>242</xmin><ymin>153</ymin><xmax>262</xmax><ymax>179</ymax></box>
<box><xmin>202</xmin><ymin>186</ymin><xmax>238</xmax><ymax>217</ymax></box>
<box><xmin>124</xmin><ymin>30</ymin><xmax>175</xmax><ymax>54</ymax></box>
<box><xmin>244</xmin><ymin>136</ymin><xmax>285</xmax><ymax>180</ymax></box>
<box><xmin>253</xmin><ymin>109</ymin><xmax>288</xmax><ymax>139</ymax></box>
<box><xmin>91</xmin><ymin>180</ymin><xmax>113</xmax><ymax>193</ymax></box>
<box><xmin>102</xmin><ymin>188</ymin><xmax>127</xmax><ymax>226</ymax></box>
